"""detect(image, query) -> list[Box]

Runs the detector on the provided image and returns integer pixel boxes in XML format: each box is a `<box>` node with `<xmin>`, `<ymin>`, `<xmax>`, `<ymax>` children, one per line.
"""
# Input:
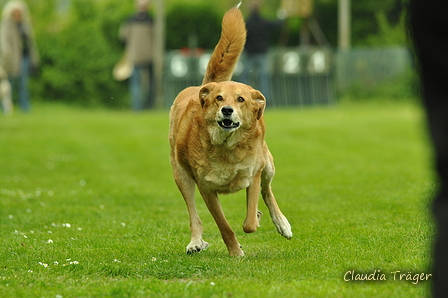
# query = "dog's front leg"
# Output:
<box><xmin>243</xmin><ymin>171</ymin><xmax>262</xmax><ymax>233</ymax></box>
<box><xmin>199</xmin><ymin>189</ymin><xmax>244</xmax><ymax>257</ymax></box>
<box><xmin>173</xmin><ymin>165</ymin><xmax>209</xmax><ymax>254</ymax></box>
<box><xmin>261</xmin><ymin>152</ymin><xmax>293</xmax><ymax>239</ymax></box>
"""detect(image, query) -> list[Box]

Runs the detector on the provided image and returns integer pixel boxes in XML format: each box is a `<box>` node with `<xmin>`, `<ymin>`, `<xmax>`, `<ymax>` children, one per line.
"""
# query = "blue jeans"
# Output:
<box><xmin>129</xmin><ymin>63</ymin><xmax>155</xmax><ymax>111</ymax></box>
<box><xmin>240</xmin><ymin>53</ymin><xmax>270</xmax><ymax>99</ymax></box>
<box><xmin>10</xmin><ymin>55</ymin><xmax>31</xmax><ymax>112</ymax></box>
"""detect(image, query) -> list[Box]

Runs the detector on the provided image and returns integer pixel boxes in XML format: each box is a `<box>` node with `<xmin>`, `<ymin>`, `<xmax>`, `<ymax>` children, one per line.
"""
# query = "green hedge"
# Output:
<box><xmin>27</xmin><ymin>1</ymin><xmax>226</xmax><ymax>108</ymax></box>
<box><xmin>30</xmin><ymin>0</ymin><xmax>131</xmax><ymax>108</ymax></box>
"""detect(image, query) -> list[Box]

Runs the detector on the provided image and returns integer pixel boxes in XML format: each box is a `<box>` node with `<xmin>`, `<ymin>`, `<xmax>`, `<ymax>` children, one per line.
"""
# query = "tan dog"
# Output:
<box><xmin>169</xmin><ymin>5</ymin><xmax>292</xmax><ymax>257</ymax></box>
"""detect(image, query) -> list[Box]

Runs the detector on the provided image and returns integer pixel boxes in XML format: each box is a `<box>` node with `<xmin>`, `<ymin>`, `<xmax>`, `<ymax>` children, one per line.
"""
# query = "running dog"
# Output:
<box><xmin>169</xmin><ymin>5</ymin><xmax>292</xmax><ymax>257</ymax></box>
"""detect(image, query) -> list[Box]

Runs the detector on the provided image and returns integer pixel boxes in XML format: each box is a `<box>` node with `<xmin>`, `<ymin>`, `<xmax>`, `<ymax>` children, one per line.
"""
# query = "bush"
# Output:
<box><xmin>31</xmin><ymin>0</ymin><xmax>130</xmax><ymax>108</ymax></box>
<box><xmin>165</xmin><ymin>3</ymin><xmax>221</xmax><ymax>49</ymax></box>
<box><xmin>30</xmin><ymin>1</ymin><xmax>223</xmax><ymax>108</ymax></box>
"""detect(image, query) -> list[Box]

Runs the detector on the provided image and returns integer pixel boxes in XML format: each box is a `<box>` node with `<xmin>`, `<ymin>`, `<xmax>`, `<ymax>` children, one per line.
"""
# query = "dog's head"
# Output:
<box><xmin>199</xmin><ymin>81</ymin><xmax>266</xmax><ymax>146</ymax></box>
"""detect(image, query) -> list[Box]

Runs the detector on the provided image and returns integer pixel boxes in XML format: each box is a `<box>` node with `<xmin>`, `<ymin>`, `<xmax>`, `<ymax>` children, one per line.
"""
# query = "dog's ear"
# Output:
<box><xmin>251</xmin><ymin>90</ymin><xmax>266</xmax><ymax>120</ymax></box>
<box><xmin>199</xmin><ymin>83</ymin><xmax>216</xmax><ymax>107</ymax></box>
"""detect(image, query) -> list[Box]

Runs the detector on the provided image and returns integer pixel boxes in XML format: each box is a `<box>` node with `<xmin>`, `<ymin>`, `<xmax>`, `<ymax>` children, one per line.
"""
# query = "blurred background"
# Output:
<box><xmin>0</xmin><ymin>0</ymin><xmax>413</xmax><ymax>109</ymax></box>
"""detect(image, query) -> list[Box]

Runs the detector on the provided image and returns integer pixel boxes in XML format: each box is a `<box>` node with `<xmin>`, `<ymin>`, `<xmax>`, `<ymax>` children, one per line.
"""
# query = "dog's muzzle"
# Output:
<box><xmin>217</xmin><ymin>106</ymin><xmax>240</xmax><ymax>131</ymax></box>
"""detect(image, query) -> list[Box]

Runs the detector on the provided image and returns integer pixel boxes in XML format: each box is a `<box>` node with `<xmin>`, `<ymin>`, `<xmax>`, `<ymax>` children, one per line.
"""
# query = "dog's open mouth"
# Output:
<box><xmin>218</xmin><ymin>119</ymin><xmax>240</xmax><ymax>130</ymax></box>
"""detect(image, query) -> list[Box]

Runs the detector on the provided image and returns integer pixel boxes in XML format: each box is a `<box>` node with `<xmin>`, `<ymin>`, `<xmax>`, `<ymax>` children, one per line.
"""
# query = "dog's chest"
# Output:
<box><xmin>200</xmin><ymin>156</ymin><xmax>258</xmax><ymax>193</ymax></box>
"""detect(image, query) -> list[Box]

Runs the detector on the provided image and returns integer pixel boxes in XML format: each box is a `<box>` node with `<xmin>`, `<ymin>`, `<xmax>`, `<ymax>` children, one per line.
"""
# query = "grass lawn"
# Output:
<box><xmin>0</xmin><ymin>100</ymin><xmax>435</xmax><ymax>297</ymax></box>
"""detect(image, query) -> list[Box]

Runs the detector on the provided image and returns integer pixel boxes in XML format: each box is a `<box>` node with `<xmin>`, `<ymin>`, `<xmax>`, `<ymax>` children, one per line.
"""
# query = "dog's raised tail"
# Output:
<box><xmin>201</xmin><ymin>5</ymin><xmax>246</xmax><ymax>85</ymax></box>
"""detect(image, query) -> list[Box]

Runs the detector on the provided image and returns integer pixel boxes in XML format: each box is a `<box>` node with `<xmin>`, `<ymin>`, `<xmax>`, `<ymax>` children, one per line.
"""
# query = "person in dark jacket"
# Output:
<box><xmin>410</xmin><ymin>0</ymin><xmax>448</xmax><ymax>297</ymax></box>
<box><xmin>240</xmin><ymin>1</ymin><xmax>283</xmax><ymax>100</ymax></box>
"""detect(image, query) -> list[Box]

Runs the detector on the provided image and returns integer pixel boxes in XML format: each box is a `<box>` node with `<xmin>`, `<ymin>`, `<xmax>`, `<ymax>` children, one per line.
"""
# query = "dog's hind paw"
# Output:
<box><xmin>186</xmin><ymin>239</ymin><xmax>209</xmax><ymax>254</ymax></box>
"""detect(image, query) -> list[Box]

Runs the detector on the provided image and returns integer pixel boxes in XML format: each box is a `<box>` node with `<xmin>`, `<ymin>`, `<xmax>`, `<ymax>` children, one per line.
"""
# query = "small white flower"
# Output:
<box><xmin>8</xmin><ymin>215</ymin><xmax>13</xmax><ymax>219</ymax></box>
<box><xmin>47</xmin><ymin>239</ymin><xmax>53</xmax><ymax>244</ymax></box>
<box><xmin>54</xmin><ymin>261</ymin><xmax>59</xmax><ymax>265</ymax></box>
<box><xmin>77</xmin><ymin>227</ymin><xmax>83</xmax><ymax>231</ymax></box>
<box><xmin>210</xmin><ymin>282</ymin><xmax>216</xmax><ymax>286</ymax></box>
<box><xmin>151</xmin><ymin>257</ymin><xmax>157</xmax><ymax>262</ymax></box>
<box><xmin>69</xmin><ymin>261</ymin><xmax>79</xmax><ymax>265</ymax></box>
<box><xmin>38</xmin><ymin>262</ymin><xmax>48</xmax><ymax>268</ymax></box>
<box><xmin>113</xmin><ymin>259</ymin><xmax>121</xmax><ymax>263</ymax></box>
<box><xmin>121</xmin><ymin>222</ymin><xmax>126</xmax><ymax>227</ymax></box>
<box><xmin>62</xmin><ymin>223</ymin><xmax>71</xmax><ymax>228</ymax></box>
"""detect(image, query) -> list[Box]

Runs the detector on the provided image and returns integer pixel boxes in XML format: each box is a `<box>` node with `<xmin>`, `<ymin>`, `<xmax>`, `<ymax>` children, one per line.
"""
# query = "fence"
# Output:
<box><xmin>163</xmin><ymin>47</ymin><xmax>335</xmax><ymax>108</ymax></box>
<box><xmin>162</xmin><ymin>46</ymin><xmax>413</xmax><ymax>108</ymax></box>
<box><xmin>336</xmin><ymin>46</ymin><xmax>413</xmax><ymax>92</ymax></box>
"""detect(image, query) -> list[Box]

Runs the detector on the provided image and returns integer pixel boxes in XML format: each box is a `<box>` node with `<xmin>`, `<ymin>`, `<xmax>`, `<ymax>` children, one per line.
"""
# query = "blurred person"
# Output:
<box><xmin>240</xmin><ymin>1</ymin><xmax>284</xmax><ymax>100</ymax></box>
<box><xmin>119</xmin><ymin>0</ymin><xmax>155</xmax><ymax>111</ymax></box>
<box><xmin>0</xmin><ymin>66</ymin><xmax>12</xmax><ymax>115</ymax></box>
<box><xmin>409</xmin><ymin>0</ymin><xmax>448</xmax><ymax>297</ymax></box>
<box><xmin>0</xmin><ymin>0</ymin><xmax>39</xmax><ymax>113</ymax></box>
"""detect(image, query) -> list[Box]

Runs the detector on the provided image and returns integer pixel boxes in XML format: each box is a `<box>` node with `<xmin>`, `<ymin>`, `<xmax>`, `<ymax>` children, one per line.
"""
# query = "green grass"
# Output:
<box><xmin>0</xmin><ymin>101</ymin><xmax>434</xmax><ymax>297</ymax></box>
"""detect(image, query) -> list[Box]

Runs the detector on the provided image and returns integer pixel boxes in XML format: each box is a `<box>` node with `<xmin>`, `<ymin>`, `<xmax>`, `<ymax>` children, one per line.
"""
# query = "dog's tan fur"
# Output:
<box><xmin>169</xmin><ymin>6</ymin><xmax>292</xmax><ymax>257</ymax></box>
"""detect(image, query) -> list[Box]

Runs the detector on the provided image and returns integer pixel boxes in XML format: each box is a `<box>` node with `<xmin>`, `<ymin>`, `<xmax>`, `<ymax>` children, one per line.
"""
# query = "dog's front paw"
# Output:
<box><xmin>229</xmin><ymin>245</ymin><xmax>244</xmax><ymax>257</ymax></box>
<box><xmin>186</xmin><ymin>239</ymin><xmax>209</xmax><ymax>255</ymax></box>
<box><xmin>273</xmin><ymin>215</ymin><xmax>292</xmax><ymax>239</ymax></box>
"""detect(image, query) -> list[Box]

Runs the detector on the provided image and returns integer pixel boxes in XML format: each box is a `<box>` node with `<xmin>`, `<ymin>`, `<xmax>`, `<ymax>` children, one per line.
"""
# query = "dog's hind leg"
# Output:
<box><xmin>243</xmin><ymin>171</ymin><xmax>261</xmax><ymax>233</ymax></box>
<box><xmin>261</xmin><ymin>151</ymin><xmax>293</xmax><ymax>239</ymax></box>
<box><xmin>173</xmin><ymin>165</ymin><xmax>209</xmax><ymax>254</ymax></box>
<box><xmin>199</xmin><ymin>189</ymin><xmax>244</xmax><ymax>257</ymax></box>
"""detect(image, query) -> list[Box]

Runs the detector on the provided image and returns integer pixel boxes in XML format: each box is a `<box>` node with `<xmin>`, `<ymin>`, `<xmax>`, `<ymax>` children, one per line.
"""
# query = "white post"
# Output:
<box><xmin>338</xmin><ymin>0</ymin><xmax>351</xmax><ymax>51</ymax></box>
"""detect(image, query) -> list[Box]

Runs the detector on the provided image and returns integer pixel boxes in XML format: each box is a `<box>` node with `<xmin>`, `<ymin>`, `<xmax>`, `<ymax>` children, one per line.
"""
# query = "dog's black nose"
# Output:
<box><xmin>221</xmin><ymin>106</ymin><xmax>234</xmax><ymax>116</ymax></box>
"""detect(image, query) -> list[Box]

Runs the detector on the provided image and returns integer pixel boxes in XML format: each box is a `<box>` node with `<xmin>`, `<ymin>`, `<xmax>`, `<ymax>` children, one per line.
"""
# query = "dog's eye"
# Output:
<box><xmin>216</xmin><ymin>95</ymin><xmax>224</xmax><ymax>101</ymax></box>
<box><xmin>237</xmin><ymin>96</ymin><xmax>245</xmax><ymax>103</ymax></box>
